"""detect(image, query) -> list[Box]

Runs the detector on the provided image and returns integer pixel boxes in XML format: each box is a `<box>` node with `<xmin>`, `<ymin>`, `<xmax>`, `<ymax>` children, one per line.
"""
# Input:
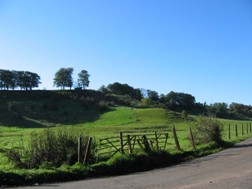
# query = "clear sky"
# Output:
<box><xmin>0</xmin><ymin>0</ymin><xmax>252</xmax><ymax>105</ymax></box>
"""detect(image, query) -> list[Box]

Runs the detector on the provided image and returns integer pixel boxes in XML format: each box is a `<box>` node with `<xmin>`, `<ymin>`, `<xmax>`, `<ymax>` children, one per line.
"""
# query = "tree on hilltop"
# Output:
<box><xmin>147</xmin><ymin>90</ymin><xmax>159</xmax><ymax>101</ymax></box>
<box><xmin>0</xmin><ymin>69</ymin><xmax>15</xmax><ymax>90</ymax></box>
<box><xmin>77</xmin><ymin>70</ymin><xmax>90</xmax><ymax>89</ymax></box>
<box><xmin>0</xmin><ymin>69</ymin><xmax>41</xmax><ymax>90</ymax></box>
<box><xmin>53</xmin><ymin>68</ymin><xmax>74</xmax><ymax>90</ymax></box>
<box><xmin>17</xmin><ymin>71</ymin><xmax>41</xmax><ymax>90</ymax></box>
<box><xmin>166</xmin><ymin>91</ymin><xmax>195</xmax><ymax>109</ymax></box>
<box><xmin>103</xmin><ymin>82</ymin><xmax>143</xmax><ymax>100</ymax></box>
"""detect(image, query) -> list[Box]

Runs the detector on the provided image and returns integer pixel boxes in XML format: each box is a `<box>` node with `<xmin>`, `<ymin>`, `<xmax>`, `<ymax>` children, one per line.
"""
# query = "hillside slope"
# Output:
<box><xmin>0</xmin><ymin>90</ymin><xmax>106</xmax><ymax>128</ymax></box>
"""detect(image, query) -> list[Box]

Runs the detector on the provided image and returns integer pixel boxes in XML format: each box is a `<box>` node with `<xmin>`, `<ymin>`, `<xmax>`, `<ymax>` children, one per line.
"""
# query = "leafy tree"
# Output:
<box><xmin>28</xmin><ymin>72</ymin><xmax>41</xmax><ymax>90</ymax></box>
<box><xmin>0</xmin><ymin>69</ymin><xmax>13</xmax><ymax>90</ymax></box>
<box><xmin>159</xmin><ymin>94</ymin><xmax>166</xmax><ymax>103</ymax></box>
<box><xmin>77</xmin><ymin>70</ymin><xmax>90</xmax><ymax>89</ymax></box>
<box><xmin>98</xmin><ymin>85</ymin><xmax>108</xmax><ymax>93</ymax></box>
<box><xmin>17</xmin><ymin>71</ymin><xmax>41</xmax><ymax>90</ymax></box>
<box><xmin>166</xmin><ymin>91</ymin><xmax>195</xmax><ymax>109</ymax></box>
<box><xmin>147</xmin><ymin>90</ymin><xmax>159</xmax><ymax>101</ymax></box>
<box><xmin>107</xmin><ymin>82</ymin><xmax>127</xmax><ymax>95</ymax></box>
<box><xmin>166</xmin><ymin>91</ymin><xmax>177</xmax><ymax>106</ymax></box>
<box><xmin>0</xmin><ymin>70</ymin><xmax>40</xmax><ymax>90</ymax></box>
<box><xmin>132</xmin><ymin>88</ymin><xmax>143</xmax><ymax>100</ymax></box>
<box><xmin>208</xmin><ymin>102</ymin><xmax>228</xmax><ymax>118</ymax></box>
<box><xmin>229</xmin><ymin>102</ymin><xmax>252</xmax><ymax>118</ymax></box>
<box><xmin>53</xmin><ymin>68</ymin><xmax>74</xmax><ymax>90</ymax></box>
<box><xmin>16</xmin><ymin>71</ymin><xmax>27</xmax><ymax>90</ymax></box>
<box><xmin>9</xmin><ymin>70</ymin><xmax>19</xmax><ymax>90</ymax></box>
<box><xmin>0</xmin><ymin>70</ymin><xmax>4</xmax><ymax>90</ymax></box>
<box><xmin>106</xmin><ymin>82</ymin><xmax>143</xmax><ymax>100</ymax></box>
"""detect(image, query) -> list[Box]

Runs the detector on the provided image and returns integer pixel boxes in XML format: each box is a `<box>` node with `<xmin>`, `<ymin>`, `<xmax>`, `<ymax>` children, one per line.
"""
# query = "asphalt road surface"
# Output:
<box><xmin>10</xmin><ymin>138</ymin><xmax>252</xmax><ymax>189</ymax></box>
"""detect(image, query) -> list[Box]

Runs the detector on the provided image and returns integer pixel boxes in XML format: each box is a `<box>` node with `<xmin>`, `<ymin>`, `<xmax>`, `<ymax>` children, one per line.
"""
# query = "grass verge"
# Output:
<box><xmin>0</xmin><ymin>140</ymin><xmax>238</xmax><ymax>187</ymax></box>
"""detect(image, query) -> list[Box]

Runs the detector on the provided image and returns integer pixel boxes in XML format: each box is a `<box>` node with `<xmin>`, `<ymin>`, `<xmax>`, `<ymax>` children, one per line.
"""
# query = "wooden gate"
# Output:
<box><xmin>96</xmin><ymin>131</ymin><xmax>169</xmax><ymax>161</ymax></box>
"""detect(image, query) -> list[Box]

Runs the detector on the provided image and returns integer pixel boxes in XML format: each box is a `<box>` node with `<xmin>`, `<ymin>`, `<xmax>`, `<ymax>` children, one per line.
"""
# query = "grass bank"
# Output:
<box><xmin>0</xmin><ymin>140</ymin><xmax>242</xmax><ymax>187</ymax></box>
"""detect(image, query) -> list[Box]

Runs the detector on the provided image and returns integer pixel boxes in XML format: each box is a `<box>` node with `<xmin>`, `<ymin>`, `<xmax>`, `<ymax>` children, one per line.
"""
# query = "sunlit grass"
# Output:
<box><xmin>0</xmin><ymin>107</ymin><xmax>252</xmax><ymax>173</ymax></box>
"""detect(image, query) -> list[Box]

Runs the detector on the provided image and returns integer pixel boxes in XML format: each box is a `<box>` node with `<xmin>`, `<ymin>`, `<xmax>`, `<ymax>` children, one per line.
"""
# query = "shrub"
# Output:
<box><xmin>98</xmin><ymin>101</ymin><xmax>110</xmax><ymax>111</ymax></box>
<box><xmin>181</xmin><ymin>110</ymin><xmax>188</xmax><ymax>120</ymax></box>
<box><xmin>194</xmin><ymin>116</ymin><xmax>223</xmax><ymax>145</ymax></box>
<box><xmin>141</xmin><ymin>98</ymin><xmax>153</xmax><ymax>107</ymax></box>
<box><xmin>6</xmin><ymin>128</ymin><xmax>96</xmax><ymax>169</ymax></box>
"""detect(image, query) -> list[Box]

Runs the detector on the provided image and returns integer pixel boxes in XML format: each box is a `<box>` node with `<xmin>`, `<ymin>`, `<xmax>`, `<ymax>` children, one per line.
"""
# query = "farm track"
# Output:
<box><xmin>10</xmin><ymin>137</ymin><xmax>252</xmax><ymax>189</ymax></box>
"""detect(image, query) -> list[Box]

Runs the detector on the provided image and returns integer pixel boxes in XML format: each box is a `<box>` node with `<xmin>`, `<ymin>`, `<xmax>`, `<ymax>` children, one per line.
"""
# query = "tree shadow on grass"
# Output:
<box><xmin>0</xmin><ymin>111</ymin><xmax>46</xmax><ymax>128</ymax></box>
<box><xmin>0</xmin><ymin>90</ymin><xmax>114</xmax><ymax>128</ymax></box>
<box><xmin>0</xmin><ymin>107</ymin><xmax>114</xmax><ymax>129</ymax></box>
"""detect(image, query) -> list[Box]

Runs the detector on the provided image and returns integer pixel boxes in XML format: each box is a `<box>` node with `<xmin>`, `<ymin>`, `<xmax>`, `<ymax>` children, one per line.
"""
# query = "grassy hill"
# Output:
<box><xmin>0</xmin><ymin>90</ymin><xmax>186</xmax><ymax>149</ymax></box>
<box><xmin>0</xmin><ymin>90</ymin><xmax>250</xmax><ymax>138</ymax></box>
<box><xmin>0</xmin><ymin>90</ymin><xmax>106</xmax><ymax>128</ymax></box>
<box><xmin>0</xmin><ymin>90</ymin><xmax>188</xmax><ymax>130</ymax></box>
<box><xmin>0</xmin><ymin>90</ymin><xmax>252</xmax><ymax>186</ymax></box>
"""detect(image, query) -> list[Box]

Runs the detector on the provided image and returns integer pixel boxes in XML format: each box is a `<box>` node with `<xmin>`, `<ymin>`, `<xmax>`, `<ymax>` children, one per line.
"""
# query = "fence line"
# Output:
<box><xmin>95</xmin><ymin>122</ymin><xmax>252</xmax><ymax>162</ymax></box>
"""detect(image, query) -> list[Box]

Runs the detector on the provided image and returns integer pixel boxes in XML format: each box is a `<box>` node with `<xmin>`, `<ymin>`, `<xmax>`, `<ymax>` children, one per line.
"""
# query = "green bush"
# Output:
<box><xmin>194</xmin><ymin>116</ymin><xmax>223</xmax><ymax>145</ymax></box>
<box><xmin>98</xmin><ymin>101</ymin><xmax>110</xmax><ymax>111</ymax></box>
<box><xmin>181</xmin><ymin>110</ymin><xmax>188</xmax><ymax>120</ymax></box>
<box><xmin>6</xmin><ymin>128</ymin><xmax>96</xmax><ymax>169</ymax></box>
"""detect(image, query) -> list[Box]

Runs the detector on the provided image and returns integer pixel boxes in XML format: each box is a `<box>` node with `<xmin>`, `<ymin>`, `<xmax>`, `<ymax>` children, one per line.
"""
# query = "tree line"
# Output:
<box><xmin>0</xmin><ymin>67</ymin><xmax>90</xmax><ymax>91</ymax></box>
<box><xmin>0</xmin><ymin>69</ymin><xmax>41</xmax><ymax>90</ymax></box>
<box><xmin>98</xmin><ymin>82</ymin><xmax>252</xmax><ymax>119</ymax></box>
<box><xmin>1</xmin><ymin>67</ymin><xmax>252</xmax><ymax>119</ymax></box>
<box><xmin>98</xmin><ymin>82</ymin><xmax>195</xmax><ymax>109</ymax></box>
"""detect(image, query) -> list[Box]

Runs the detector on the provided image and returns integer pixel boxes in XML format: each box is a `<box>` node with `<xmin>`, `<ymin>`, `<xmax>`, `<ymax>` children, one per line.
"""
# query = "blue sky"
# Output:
<box><xmin>0</xmin><ymin>0</ymin><xmax>252</xmax><ymax>105</ymax></box>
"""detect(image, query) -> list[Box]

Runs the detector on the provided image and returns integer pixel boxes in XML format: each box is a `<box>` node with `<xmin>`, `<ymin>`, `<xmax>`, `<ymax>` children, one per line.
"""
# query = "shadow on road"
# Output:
<box><xmin>233</xmin><ymin>143</ymin><xmax>252</xmax><ymax>148</ymax></box>
<box><xmin>34</xmin><ymin>184</ymin><xmax>59</xmax><ymax>188</ymax></box>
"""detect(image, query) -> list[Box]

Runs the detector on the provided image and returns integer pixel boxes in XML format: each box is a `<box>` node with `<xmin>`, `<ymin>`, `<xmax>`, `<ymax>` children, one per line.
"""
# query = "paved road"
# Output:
<box><xmin>10</xmin><ymin>138</ymin><xmax>252</xmax><ymax>189</ymax></box>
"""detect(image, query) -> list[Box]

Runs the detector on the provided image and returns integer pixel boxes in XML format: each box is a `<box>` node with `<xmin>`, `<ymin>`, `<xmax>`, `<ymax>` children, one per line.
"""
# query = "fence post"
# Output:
<box><xmin>173</xmin><ymin>125</ymin><xmax>181</xmax><ymax>151</ymax></box>
<box><xmin>247</xmin><ymin>123</ymin><xmax>249</xmax><ymax>134</ymax></box>
<box><xmin>96</xmin><ymin>139</ymin><xmax>102</xmax><ymax>163</ymax></box>
<box><xmin>155</xmin><ymin>131</ymin><xmax>159</xmax><ymax>151</ymax></box>
<box><xmin>163</xmin><ymin>133</ymin><xmax>169</xmax><ymax>150</ymax></box>
<box><xmin>83</xmin><ymin>137</ymin><xmax>93</xmax><ymax>165</ymax></box>
<box><xmin>235</xmin><ymin>124</ymin><xmax>238</xmax><ymax>137</ymax></box>
<box><xmin>78</xmin><ymin>136</ymin><xmax>82</xmax><ymax>163</ymax></box>
<box><xmin>250</xmin><ymin>123</ymin><xmax>252</xmax><ymax>133</ymax></box>
<box><xmin>242</xmin><ymin>124</ymin><xmax>244</xmax><ymax>135</ymax></box>
<box><xmin>120</xmin><ymin>132</ymin><xmax>124</xmax><ymax>154</ymax></box>
<box><xmin>142</xmin><ymin>135</ymin><xmax>151</xmax><ymax>152</ymax></box>
<box><xmin>189</xmin><ymin>127</ymin><xmax>196</xmax><ymax>150</ymax></box>
<box><xmin>127</xmin><ymin>135</ymin><xmax>132</xmax><ymax>154</ymax></box>
<box><xmin>228</xmin><ymin>124</ymin><xmax>231</xmax><ymax>140</ymax></box>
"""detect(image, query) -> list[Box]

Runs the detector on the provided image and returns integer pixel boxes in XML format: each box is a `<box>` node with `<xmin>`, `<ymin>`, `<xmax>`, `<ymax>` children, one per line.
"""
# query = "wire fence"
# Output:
<box><xmin>96</xmin><ymin>122</ymin><xmax>252</xmax><ymax>161</ymax></box>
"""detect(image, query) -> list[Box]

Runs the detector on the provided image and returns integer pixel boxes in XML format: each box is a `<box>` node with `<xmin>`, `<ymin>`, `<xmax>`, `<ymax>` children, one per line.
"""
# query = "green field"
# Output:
<box><xmin>1</xmin><ymin>106</ymin><xmax>251</xmax><ymax>169</ymax></box>
<box><xmin>0</xmin><ymin>91</ymin><xmax>251</xmax><ymax>186</ymax></box>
